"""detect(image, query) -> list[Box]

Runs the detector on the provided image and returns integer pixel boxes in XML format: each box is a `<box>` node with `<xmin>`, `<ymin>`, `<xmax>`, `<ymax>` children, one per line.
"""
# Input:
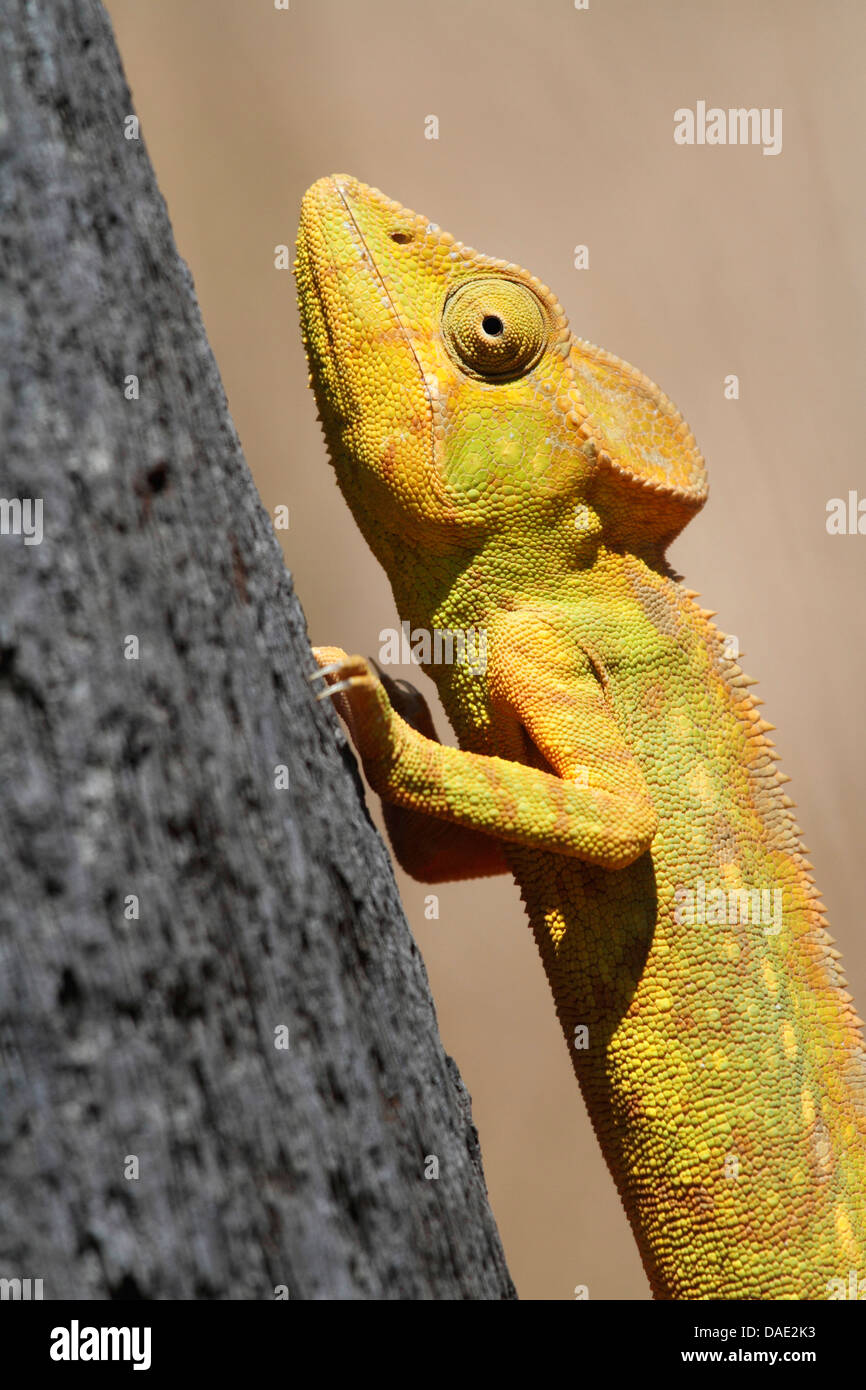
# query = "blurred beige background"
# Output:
<box><xmin>105</xmin><ymin>0</ymin><xmax>866</xmax><ymax>1300</ymax></box>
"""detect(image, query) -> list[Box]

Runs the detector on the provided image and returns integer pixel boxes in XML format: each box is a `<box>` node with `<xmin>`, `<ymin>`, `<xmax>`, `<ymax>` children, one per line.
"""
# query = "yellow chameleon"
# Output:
<box><xmin>295</xmin><ymin>174</ymin><xmax>866</xmax><ymax>1299</ymax></box>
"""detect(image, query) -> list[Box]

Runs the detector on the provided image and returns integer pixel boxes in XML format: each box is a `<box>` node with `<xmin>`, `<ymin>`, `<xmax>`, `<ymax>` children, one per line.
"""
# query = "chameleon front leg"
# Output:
<box><xmin>310</xmin><ymin>646</ymin><xmax>656</xmax><ymax>872</ymax></box>
<box><xmin>312</xmin><ymin>647</ymin><xmax>508</xmax><ymax>882</ymax></box>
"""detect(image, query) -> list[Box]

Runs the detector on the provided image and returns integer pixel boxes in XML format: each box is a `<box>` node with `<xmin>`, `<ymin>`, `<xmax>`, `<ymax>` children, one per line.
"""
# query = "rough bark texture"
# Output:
<box><xmin>0</xmin><ymin>0</ymin><xmax>515</xmax><ymax>1301</ymax></box>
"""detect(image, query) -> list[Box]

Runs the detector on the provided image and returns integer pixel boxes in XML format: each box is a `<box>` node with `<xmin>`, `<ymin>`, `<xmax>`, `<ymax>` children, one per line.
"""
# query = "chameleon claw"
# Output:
<box><xmin>308</xmin><ymin>662</ymin><xmax>347</xmax><ymax>682</ymax></box>
<box><xmin>315</xmin><ymin>678</ymin><xmax>356</xmax><ymax>701</ymax></box>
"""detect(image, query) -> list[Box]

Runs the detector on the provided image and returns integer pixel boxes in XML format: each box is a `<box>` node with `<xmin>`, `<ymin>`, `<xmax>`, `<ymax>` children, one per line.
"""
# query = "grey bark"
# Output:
<box><xmin>0</xmin><ymin>0</ymin><xmax>515</xmax><ymax>1301</ymax></box>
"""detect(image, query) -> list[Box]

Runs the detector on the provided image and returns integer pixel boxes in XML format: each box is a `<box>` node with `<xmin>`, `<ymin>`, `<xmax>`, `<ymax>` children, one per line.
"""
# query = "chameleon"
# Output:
<box><xmin>294</xmin><ymin>173</ymin><xmax>866</xmax><ymax>1299</ymax></box>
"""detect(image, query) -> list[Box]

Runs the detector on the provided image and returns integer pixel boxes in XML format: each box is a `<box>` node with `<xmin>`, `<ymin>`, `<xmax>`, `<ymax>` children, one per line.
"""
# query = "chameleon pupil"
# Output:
<box><xmin>441</xmin><ymin>278</ymin><xmax>547</xmax><ymax>378</ymax></box>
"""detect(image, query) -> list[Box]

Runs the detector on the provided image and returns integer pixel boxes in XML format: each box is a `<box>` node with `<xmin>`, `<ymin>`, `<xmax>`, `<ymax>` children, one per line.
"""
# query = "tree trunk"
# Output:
<box><xmin>0</xmin><ymin>0</ymin><xmax>515</xmax><ymax>1301</ymax></box>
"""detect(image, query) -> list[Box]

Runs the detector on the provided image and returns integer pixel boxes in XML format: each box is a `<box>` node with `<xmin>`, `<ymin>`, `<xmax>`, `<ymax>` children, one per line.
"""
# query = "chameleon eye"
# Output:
<box><xmin>442</xmin><ymin>277</ymin><xmax>548</xmax><ymax>380</ymax></box>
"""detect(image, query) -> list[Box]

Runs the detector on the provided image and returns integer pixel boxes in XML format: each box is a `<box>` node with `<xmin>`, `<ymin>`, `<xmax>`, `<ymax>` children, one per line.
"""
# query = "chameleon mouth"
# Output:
<box><xmin>298</xmin><ymin>177</ymin><xmax>410</xmax><ymax>340</ymax></box>
<box><xmin>296</xmin><ymin>175</ymin><xmax>431</xmax><ymax>421</ymax></box>
<box><xmin>296</xmin><ymin>176</ymin><xmax>460</xmax><ymax>522</ymax></box>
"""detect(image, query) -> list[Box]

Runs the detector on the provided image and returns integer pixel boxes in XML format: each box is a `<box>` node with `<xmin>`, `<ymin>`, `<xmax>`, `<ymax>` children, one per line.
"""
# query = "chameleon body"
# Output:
<box><xmin>295</xmin><ymin>174</ymin><xmax>866</xmax><ymax>1299</ymax></box>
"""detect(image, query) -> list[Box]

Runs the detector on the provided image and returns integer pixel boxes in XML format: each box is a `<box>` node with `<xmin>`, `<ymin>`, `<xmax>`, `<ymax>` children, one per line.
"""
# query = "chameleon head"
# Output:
<box><xmin>296</xmin><ymin>174</ymin><xmax>708</xmax><ymax>561</ymax></box>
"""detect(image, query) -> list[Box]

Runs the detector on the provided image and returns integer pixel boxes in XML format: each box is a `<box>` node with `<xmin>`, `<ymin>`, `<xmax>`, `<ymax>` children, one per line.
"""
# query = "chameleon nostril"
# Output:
<box><xmin>389</xmin><ymin>229</ymin><xmax>413</xmax><ymax>244</ymax></box>
<box><xmin>482</xmin><ymin>314</ymin><xmax>504</xmax><ymax>336</ymax></box>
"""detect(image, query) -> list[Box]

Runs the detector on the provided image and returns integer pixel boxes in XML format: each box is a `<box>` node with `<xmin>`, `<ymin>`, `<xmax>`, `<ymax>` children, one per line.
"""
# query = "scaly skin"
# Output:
<box><xmin>295</xmin><ymin>174</ymin><xmax>866</xmax><ymax>1299</ymax></box>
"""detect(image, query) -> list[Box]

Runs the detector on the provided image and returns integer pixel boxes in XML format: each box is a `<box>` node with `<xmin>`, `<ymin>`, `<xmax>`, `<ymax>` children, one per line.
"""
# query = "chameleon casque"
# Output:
<box><xmin>295</xmin><ymin>174</ymin><xmax>866</xmax><ymax>1299</ymax></box>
